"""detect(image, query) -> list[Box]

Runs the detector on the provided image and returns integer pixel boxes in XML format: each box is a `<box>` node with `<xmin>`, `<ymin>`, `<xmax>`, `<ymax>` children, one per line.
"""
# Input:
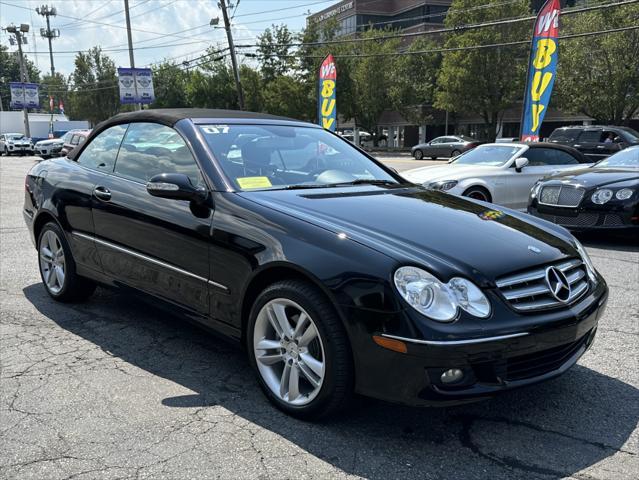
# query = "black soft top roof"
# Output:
<box><xmin>102</xmin><ymin>108</ymin><xmax>298</xmax><ymax>127</ymax></box>
<box><xmin>68</xmin><ymin>108</ymin><xmax>304</xmax><ymax>160</ymax></box>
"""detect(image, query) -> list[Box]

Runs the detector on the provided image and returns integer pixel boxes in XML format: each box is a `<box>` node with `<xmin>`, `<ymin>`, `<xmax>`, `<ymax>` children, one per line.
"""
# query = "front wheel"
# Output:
<box><xmin>413</xmin><ymin>149</ymin><xmax>423</xmax><ymax>160</ymax></box>
<box><xmin>38</xmin><ymin>222</ymin><xmax>96</xmax><ymax>302</ymax></box>
<box><xmin>248</xmin><ymin>280</ymin><xmax>353</xmax><ymax>420</ymax></box>
<box><xmin>463</xmin><ymin>186</ymin><xmax>492</xmax><ymax>202</ymax></box>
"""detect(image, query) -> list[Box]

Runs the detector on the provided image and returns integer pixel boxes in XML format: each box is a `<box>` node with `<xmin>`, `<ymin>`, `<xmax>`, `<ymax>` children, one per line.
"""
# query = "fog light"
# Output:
<box><xmin>441</xmin><ymin>368</ymin><xmax>464</xmax><ymax>384</ymax></box>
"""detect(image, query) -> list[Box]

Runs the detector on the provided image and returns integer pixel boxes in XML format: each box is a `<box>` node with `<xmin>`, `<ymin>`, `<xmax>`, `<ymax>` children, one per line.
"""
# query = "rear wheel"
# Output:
<box><xmin>463</xmin><ymin>186</ymin><xmax>492</xmax><ymax>202</ymax></box>
<box><xmin>248</xmin><ymin>280</ymin><xmax>353</xmax><ymax>420</ymax></box>
<box><xmin>451</xmin><ymin>149</ymin><xmax>462</xmax><ymax>157</ymax></box>
<box><xmin>38</xmin><ymin>222</ymin><xmax>96</xmax><ymax>302</ymax></box>
<box><xmin>413</xmin><ymin>149</ymin><xmax>423</xmax><ymax>160</ymax></box>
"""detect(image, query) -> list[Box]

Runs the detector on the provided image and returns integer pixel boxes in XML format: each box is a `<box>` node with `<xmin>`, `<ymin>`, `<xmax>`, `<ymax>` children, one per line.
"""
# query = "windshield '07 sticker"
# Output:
<box><xmin>201</xmin><ymin>125</ymin><xmax>229</xmax><ymax>134</ymax></box>
<box><xmin>237</xmin><ymin>177</ymin><xmax>272</xmax><ymax>189</ymax></box>
<box><xmin>478</xmin><ymin>210</ymin><xmax>506</xmax><ymax>221</ymax></box>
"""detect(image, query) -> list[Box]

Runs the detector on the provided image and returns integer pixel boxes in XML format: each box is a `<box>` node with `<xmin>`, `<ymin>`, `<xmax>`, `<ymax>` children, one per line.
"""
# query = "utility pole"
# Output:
<box><xmin>5</xmin><ymin>24</ymin><xmax>31</xmax><ymax>138</ymax></box>
<box><xmin>218</xmin><ymin>0</ymin><xmax>244</xmax><ymax>110</ymax></box>
<box><xmin>36</xmin><ymin>5</ymin><xmax>59</xmax><ymax>77</ymax></box>
<box><xmin>123</xmin><ymin>0</ymin><xmax>141</xmax><ymax>110</ymax></box>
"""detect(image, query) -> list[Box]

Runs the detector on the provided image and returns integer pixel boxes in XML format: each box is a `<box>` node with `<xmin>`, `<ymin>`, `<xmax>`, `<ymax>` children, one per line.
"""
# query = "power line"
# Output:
<box><xmin>234</xmin><ymin>0</ymin><xmax>334</xmax><ymax>18</ymax></box>
<box><xmin>245</xmin><ymin>24</ymin><xmax>639</xmax><ymax>60</ymax></box>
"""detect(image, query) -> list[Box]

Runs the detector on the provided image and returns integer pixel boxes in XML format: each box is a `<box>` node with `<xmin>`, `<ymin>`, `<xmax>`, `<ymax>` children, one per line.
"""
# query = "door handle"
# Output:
<box><xmin>93</xmin><ymin>186</ymin><xmax>112</xmax><ymax>201</ymax></box>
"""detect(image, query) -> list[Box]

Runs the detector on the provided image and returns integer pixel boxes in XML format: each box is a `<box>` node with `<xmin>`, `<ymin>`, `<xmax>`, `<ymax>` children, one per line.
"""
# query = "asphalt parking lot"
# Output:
<box><xmin>1</xmin><ymin>155</ymin><xmax>638</xmax><ymax>480</ymax></box>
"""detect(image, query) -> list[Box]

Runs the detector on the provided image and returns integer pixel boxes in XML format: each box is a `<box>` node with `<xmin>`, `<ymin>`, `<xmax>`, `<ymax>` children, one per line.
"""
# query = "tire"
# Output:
<box><xmin>451</xmin><ymin>149</ymin><xmax>462</xmax><ymax>157</ymax></box>
<box><xmin>431</xmin><ymin>156</ymin><xmax>437</xmax><ymax>160</ymax></box>
<box><xmin>247</xmin><ymin>280</ymin><xmax>353</xmax><ymax>420</ymax></box>
<box><xmin>463</xmin><ymin>186</ymin><xmax>492</xmax><ymax>202</ymax></box>
<box><xmin>37</xmin><ymin>222</ymin><xmax>96</xmax><ymax>302</ymax></box>
<box><xmin>413</xmin><ymin>149</ymin><xmax>423</xmax><ymax>160</ymax></box>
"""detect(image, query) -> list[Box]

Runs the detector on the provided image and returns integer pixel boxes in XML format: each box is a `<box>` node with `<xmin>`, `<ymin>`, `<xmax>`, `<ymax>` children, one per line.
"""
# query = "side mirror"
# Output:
<box><xmin>515</xmin><ymin>157</ymin><xmax>529</xmax><ymax>172</ymax></box>
<box><xmin>146</xmin><ymin>173</ymin><xmax>207</xmax><ymax>203</ymax></box>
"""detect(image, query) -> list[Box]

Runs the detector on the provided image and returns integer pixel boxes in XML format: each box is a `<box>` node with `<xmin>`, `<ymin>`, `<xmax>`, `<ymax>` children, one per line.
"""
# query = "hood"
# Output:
<box><xmin>403</xmin><ymin>164</ymin><xmax>502</xmax><ymax>184</ymax></box>
<box><xmin>8</xmin><ymin>137</ymin><xmax>30</xmax><ymax>143</ymax></box>
<box><xmin>239</xmin><ymin>186</ymin><xmax>576</xmax><ymax>284</ymax></box>
<box><xmin>541</xmin><ymin>167</ymin><xmax>639</xmax><ymax>189</ymax></box>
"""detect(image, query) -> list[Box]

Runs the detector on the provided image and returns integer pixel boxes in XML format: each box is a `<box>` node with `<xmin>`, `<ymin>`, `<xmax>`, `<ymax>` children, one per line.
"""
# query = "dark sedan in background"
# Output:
<box><xmin>548</xmin><ymin>125</ymin><xmax>639</xmax><ymax>161</ymax></box>
<box><xmin>411</xmin><ymin>135</ymin><xmax>481</xmax><ymax>160</ymax></box>
<box><xmin>24</xmin><ymin>109</ymin><xmax>607</xmax><ymax>419</ymax></box>
<box><xmin>528</xmin><ymin>146</ymin><xmax>638</xmax><ymax>231</ymax></box>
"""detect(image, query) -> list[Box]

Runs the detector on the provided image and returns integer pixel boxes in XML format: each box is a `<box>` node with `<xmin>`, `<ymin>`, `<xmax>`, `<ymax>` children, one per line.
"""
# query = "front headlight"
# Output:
<box><xmin>616</xmin><ymin>188</ymin><xmax>634</xmax><ymax>200</ymax></box>
<box><xmin>427</xmin><ymin>180</ymin><xmax>458</xmax><ymax>191</ymax></box>
<box><xmin>591</xmin><ymin>189</ymin><xmax>612</xmax><ymax>204</ymax></box>
<box><xmin>531</xmin><ymin>182</ymin><xmax>542</xmax><ymax>198</ymax></box>
<box><xmin>394</xmin><ymin>266</ymin><xmax>491</xmax><ymax>322</ymax></box>
<box><xmin>573</xmin><ymin>238</ymin><xmax>597</xmax><ymax>283</ymax></box>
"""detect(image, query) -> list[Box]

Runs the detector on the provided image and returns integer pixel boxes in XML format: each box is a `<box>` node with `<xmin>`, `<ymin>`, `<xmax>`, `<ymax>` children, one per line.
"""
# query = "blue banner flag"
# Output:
<box><xmin>520</xmin><ymin>0</ymin><xmax>560</xmax><ymax>142</ymax></box>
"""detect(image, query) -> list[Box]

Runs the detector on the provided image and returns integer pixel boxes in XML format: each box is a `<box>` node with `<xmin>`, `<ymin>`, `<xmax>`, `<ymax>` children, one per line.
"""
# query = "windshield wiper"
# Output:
<box><xmin>331</xmin><ymin>179</ymin><xmax>402</xmax><ymax>187</ymax></box>
<box><xmin>278</xmin><ymin>184</ymin><xmax>335</xmax><ymax>190</ymax></box>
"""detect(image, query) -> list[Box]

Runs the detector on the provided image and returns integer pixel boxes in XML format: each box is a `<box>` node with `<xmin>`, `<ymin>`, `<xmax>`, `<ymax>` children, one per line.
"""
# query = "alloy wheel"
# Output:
<box><xmin>39</xmin><ymin>230</ymin><xmax>66</xmax><ymax>294</ymax></box>
<box><xmin>253</xmin><ymin>298</ymin><xmax>325</xmax><ymax>406</ymax></box>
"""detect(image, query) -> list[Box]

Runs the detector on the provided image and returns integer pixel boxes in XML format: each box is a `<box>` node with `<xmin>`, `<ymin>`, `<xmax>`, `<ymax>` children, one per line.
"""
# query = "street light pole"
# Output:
<box><xmin>6</xmin><ymin>24</ymin><xmax>31</xmax><ymax>138</ymax></box>
<box><xmin>123</xmin><ymin>0</ymin><xmax>141</xmax><ymax>110</ymax></box>
<box><xmin>218</xmin><ymin>0</ymin><xmax>244</xmax><ymax>110</ymax></box>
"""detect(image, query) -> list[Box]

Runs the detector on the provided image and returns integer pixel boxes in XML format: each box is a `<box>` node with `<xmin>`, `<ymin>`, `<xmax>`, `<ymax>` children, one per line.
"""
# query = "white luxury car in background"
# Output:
<box><xmin>34</xmin><ymin>138</ymin><xmax>65</xmax><ymax>158</ymax></box>
<box><xmin>402</xmin><ymin>143</ymin><xmax>592</xmax><ymax>210</ymax></box>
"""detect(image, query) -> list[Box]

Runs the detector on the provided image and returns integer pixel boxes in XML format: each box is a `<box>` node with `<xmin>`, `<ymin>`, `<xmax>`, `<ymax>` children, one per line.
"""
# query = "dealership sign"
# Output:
<box><xmin>117</xmin><ymin>67</ymin><xmax>155</xmax><ymax>104</ymax></box>
<box><xmin>520</xmin><ymin>0</ymin><xmax>560</xmax><ymax>142</ymax></box>
<box><xmin>318</xmin><ymin>54</ymin><xmax>337</xmax><ymax>131</ymax></box>
<box><xmin>9</xmin><ymin>82</ymin><xmax>39</xmax><ymax>109</ymax></box>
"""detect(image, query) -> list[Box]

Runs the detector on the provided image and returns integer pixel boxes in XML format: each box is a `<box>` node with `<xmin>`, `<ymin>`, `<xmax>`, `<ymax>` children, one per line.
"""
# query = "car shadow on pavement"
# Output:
<box><xmin>575</xmin><ymin>230</ymin><xmax>639</xmax><ymax>253</ymax></box>
<box><xmin>24</xmin><ymin>283</ymin><xmax>638</xmax><ymax>479</ymax></box>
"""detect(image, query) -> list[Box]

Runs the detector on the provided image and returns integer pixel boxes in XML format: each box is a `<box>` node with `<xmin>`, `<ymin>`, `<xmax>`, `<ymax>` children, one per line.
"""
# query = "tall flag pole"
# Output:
<box><xmin>318</xmin><ymin>54</ymin><xmax>337</xmax><ymax>131</ymax></box>
<box><xmin>520</xmin><ymin>0</ymin><xmax>560</xmax><ymax>142</ymax></box>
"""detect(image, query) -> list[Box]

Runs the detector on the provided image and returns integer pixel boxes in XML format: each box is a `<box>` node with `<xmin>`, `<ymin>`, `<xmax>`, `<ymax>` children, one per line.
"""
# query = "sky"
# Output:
<box><xmin>0</xmin><ymin>0</ymin><xmax>341</xmax><ymax>76</ymax></box>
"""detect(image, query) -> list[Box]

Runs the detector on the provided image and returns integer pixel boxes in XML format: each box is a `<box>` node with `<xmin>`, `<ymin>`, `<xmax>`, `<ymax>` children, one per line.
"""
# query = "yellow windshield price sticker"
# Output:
<box><xmin>237</xmin><ymin>177</ymin><xmax>272</xmax><ymax>189</ymax></box>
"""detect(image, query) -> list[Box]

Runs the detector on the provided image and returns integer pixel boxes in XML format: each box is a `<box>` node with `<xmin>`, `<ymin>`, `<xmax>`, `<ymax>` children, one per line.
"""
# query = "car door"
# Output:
<box><xmin>91</xmin><ymin>121</ymin><xmax>212</xmax><ymax>316</ymax></box>
<box><xmin>61</xmin><ymin>124</ymin><xmax>128</xmax><ymax>273</ymax></box>
<box><xmin>505</xmin><ymin>147</ymin><xmax>559</xmax><ymax>210</ymax></box>
<box><xmin>425</xmin><ymin>137</ymin><xmax>444</xmax><ymax>157</ymax></box>
<box><xmin>574</xmin><ymin>128</ymin><xmax>605</xmax><ymax>161</ymax></box>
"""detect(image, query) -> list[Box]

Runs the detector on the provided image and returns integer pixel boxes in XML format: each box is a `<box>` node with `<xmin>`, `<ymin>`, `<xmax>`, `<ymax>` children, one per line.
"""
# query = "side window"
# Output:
<box><xmin>552</xmin><ymin>150</ymin><xmax>578</xmax><ymax>165</ymax></box>
<box><xmin>523</xmin><ymin>149</ymin><xmax>551</xmax><ymax>166</ymax></box>
<box><xmin>114</xmin><ymin>122</ymin><xmax>203</xmax><ymax>186</ymax></box>
<box><xmin>70</xmin><ymin>135</ymin><xmax>80</xmax><ymax>145</ymax></box>
<box><xmin>578</xmin><ymin>130</ymin><xmax>603</xmax><ymax>143</ymax></box>
<box><xmin>430</xmin><ymin>138</ymin><xmax>443</xmax><ymax>144</ymax></box>
<box><xmin>76</xmin><ymin>125</ymin><xmax>127</xmax><ymax>172</ymax></box>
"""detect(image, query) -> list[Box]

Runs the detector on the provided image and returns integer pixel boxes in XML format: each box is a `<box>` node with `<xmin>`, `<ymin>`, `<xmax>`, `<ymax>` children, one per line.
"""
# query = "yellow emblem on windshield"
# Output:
<box><xmin>237</xmin><ymin>177</ymin><xmax>272</xmax><ymax>189</ymax></box>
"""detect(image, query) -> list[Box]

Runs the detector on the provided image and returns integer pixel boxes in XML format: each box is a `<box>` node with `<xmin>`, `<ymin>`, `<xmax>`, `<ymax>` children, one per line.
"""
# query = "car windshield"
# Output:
<box><xmin>198</xmin><ymin>124</ymin><xmax>400</xmax><ymax>191</ymax></box>
<box><xmin>594</xmin><ymin>148</ymin><xmax>638</xmax><ymax>168</ymax></box>
<box><xmin>451</xmin><ymin>145</ymin><xmax>522</xmax><ymax>166</ymax></box>
<box><xmin>618</xmin><ymin>127</ymin><xmax>639</xmax><ymax>142</ymax></box>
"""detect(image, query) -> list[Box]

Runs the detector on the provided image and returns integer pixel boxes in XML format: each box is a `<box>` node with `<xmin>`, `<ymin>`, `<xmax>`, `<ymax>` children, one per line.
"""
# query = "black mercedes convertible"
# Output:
<box><xmin>24</xmin><ymin>109</ymin><xmax>608</xmax><ymax>419</ymax></box>
<box><xmin>528</xmin><ymin>146</ymin><xmax>639</xmax><ymax>231</ymax></box>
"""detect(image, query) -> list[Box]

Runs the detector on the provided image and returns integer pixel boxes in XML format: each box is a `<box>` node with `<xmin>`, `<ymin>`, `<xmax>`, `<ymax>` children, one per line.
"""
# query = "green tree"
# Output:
<box><xmin>240</xmin><ymin>65</ymin><xmax>264</xmax><ymax>113</ymax></box>
<box><xmin>151</xmin><ymin>61</ymin><xmax>189</xmax><ymax>108</ymax></box>
<box><xmin>262</xmin><ymin>75</ymin><xmax>313</xmax><ymax>120</ymax></box>
<box><xmin>39</xmin><ymin>73</ymin><xmax>69</xmax><ymax>114</ymax></box>
<box><xmin>185</xmin><ymin>59</ymin><xmax>237</xmax><ymax>109</ymax></box>
<box><xmin>389</xmin><ymin>37</ymin><xmax>442</xmax><ymax>126</ymax></box>
<box><xmin>0</xmin><ymin>44</ymin><xmax>40</xmax><ymax>110</ymax></box>
<box><xmin>258</xmin><ymin>24</ymin><xmax>296</xmax><ymax>82</ymax></box>
<box><xmin>555</xmin><ymin>3</ymin><xmax>639</xmax><ymax>124</ymax></box>
<box><xmin>69</xmin><ymin>47</ymin><xmax>119</xmax><ymax>125</ymax></box>
<box><xmin>435</xmin><ymin>0</ymin><xmax>531</xmax><ymax>140</ymax></box>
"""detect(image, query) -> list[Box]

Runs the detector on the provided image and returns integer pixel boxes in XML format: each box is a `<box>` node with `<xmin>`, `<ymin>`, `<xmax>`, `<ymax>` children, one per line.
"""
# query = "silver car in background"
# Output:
<box><xmin>411</xmin><ymin>135</ymin><xmax>481</xmax><ymax>160</ymax></box>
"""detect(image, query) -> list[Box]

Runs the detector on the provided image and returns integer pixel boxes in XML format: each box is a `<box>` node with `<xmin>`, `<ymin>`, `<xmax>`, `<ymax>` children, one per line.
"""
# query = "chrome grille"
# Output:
<box><xmin>539</xmin><ymin>185</ymin><xmax>585</xmax><ymax>207</ymax></box>
<box><xmin>496</xmin><ymin>258</ymin><xmax>589</xmax><ymax>312</ymax></box>
<box><xmin>603</xmin><ymin>214</ymin><xmax>624</xmax><ymax>226</ymax></box>
<box><xmin>537</xmin><ymin>212</ymin><xmax>599</xmax><ymax>227</ymax></box>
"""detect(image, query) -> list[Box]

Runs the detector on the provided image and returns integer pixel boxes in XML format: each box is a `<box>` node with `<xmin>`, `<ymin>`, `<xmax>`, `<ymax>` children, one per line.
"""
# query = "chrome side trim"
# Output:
<box><xmin>71</xmin><ymin>231</ymin><xmax>228</xmax><ymax>292</ymax></box>
<box><xmin>381</xmin><ymin>332</ymin><xmax>529</xmax><ymax>346</ymax></box>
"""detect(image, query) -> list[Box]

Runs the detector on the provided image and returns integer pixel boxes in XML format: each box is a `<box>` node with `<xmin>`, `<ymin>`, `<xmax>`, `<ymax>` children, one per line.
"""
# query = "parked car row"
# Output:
<box><xmin>0</xmin><ymin>129</ymin><xmax>92</xmax><ymax>159</ymax></box>
<box><xmin>404</xmin><ymin>144</ymin><xmax>638</xmax><ymax>231</ymax></box>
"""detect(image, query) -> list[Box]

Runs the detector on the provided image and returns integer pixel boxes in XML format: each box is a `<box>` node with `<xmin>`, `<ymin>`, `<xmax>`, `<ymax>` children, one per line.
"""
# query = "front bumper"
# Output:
<box><xmin>347</xmin><ymin>280</ymin><xmax>607</xmax><ymax>407</ymax></box>
<box><xmin>528</xmin><ymin>202</ymin><xmax>639</xmax><ymax>231</ymax></box>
